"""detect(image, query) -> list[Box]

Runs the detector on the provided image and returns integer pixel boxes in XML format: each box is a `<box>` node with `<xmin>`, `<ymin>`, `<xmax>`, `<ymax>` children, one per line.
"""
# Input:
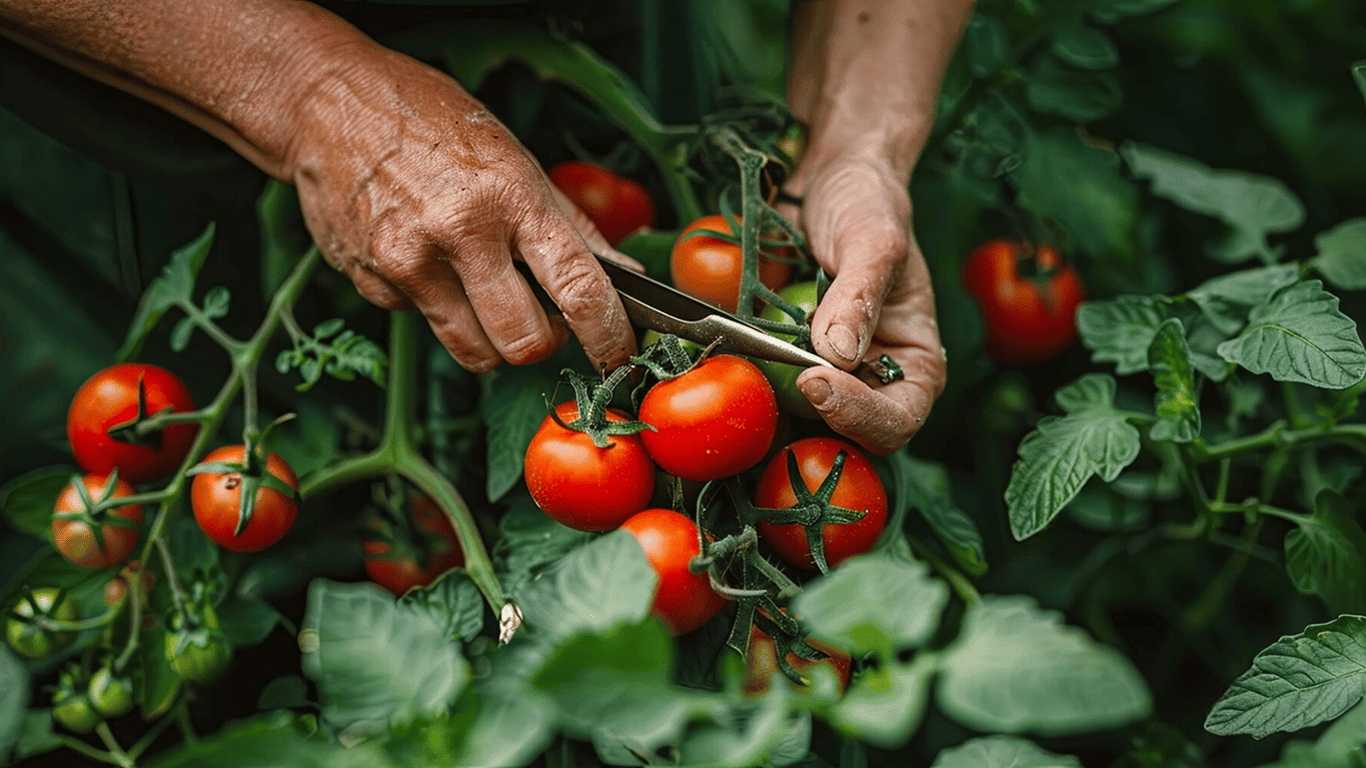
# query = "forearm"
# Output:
<box><xmin>787</xmin><ymin>0</ymin><xmax>974</xmax><ymax>178</ymax></box>
<box><xmin>0</xmin><ymin>0</ymin><xmax>384</xmax><ymax>180</ymax></box>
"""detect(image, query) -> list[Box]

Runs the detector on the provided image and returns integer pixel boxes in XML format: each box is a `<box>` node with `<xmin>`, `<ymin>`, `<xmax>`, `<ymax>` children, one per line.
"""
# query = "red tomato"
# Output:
<box><xmin>549</xmin><ymin>160</ymin><xmax>655</xmax><ymax>245</ymax></box>
<box><xmin>670</xmin><ymin>215</ymin><xmax>793</xmax><ymax>313</ymax></box>
<box><xmin>620</xmin><ymin>508</ymin><xmax>725</xmax><ymax>635</ymax></box>
<box><xmin>53</xmin><ymin>473</ymin><xmax>144</xmax><ymax>569</ymax></box>
<box><xmin>67</xmin><ymin>363</ymin><xmax>197</xmax><ymax>483</ymax></box>
<box><xmin>754</xmin><ymin>438</ymin><xmax>887</xmax><ymax>570</ymax></box>
<box><xmin>524</xmin><ymin>402</ymin><xmax>656</xmax><ymax>532</ymax></box>
<box><xmin>363</xmin><ymin>496</ymin><xmax>466</xmax><ymax>596</ymax></box>
<box><xmin>638</xmin><ymin>355</ymin><xmax>778</xmax><ymax>482</ymax></box>
<box><xmin>191</xmin><ymin>446</ymin><xmax>298</xmax><ymax>553</ymax></box>
<box><xmin>744</xmin><ymin>622</ymin><xmax>851</xmax><ymax>695</ymax></box>
<box><xmin>961</xmin><ymin>239</ymin><xmax>1087</xmax><ymax>365</ymax></box>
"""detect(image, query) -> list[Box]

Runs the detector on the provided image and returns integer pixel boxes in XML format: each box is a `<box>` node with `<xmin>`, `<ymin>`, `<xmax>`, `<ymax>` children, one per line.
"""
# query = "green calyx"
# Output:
<box><xmin>751</xmin><ymin>449</ymin><xmax>867</xmax><ymax>573</ymax></box>
<box><xmin>550</xmin><ymin>367</ymin><xmax>654</xmax><ymax>449</ymax></box>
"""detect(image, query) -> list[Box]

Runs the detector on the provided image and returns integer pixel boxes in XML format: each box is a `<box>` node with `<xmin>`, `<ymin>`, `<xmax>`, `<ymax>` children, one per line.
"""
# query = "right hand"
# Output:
<box><xmin>280</xmin><ymin>44</ymin><xmax>638</xmax><ymax>373</ymax></box>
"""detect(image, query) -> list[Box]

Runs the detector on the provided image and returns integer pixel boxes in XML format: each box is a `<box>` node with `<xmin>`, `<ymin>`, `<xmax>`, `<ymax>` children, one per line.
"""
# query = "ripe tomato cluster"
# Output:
<box><xmin>57</xmin><ymin>362</ymin><xmax>302</xmax><ymax>570</ymax></box>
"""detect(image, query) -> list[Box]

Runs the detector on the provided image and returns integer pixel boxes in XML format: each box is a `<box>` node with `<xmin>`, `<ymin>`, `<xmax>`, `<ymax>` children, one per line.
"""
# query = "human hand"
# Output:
<box><xmin>281</xmin><ymin>44</ymin><xmax>636</xmax><ymax>373</ymax></box>
<box><xmin>778</xmin><ymin>153</ymin><xmax>947</xmax><ymax>455</ymax></box>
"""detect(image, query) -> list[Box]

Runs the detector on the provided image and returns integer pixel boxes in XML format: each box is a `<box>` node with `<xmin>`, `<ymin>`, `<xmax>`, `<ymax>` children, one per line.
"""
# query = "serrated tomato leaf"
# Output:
<box><xmin>1215</xmin><ymin>281</ymin><xmax>1366</xmax><ymax>389</ymax></box>
<box><xmin>1006</xmin><ymin>374</ymin><xmax>1141</xmax><ymax>540</ymax></box>
<box><xmin>1206</xmin><ymin>615</ymin><xmax>1366</xmax><ymax>738</ymax></box>
<box><xmin>1312</xmin><ymin>218</ymin><xmax>1366</xmax><ymax>291</ymax></box>
<box><xmin>118</xmin><ymin>223</ymin><xmax>215</xmax><ymax>361</ymax></box>
<box><xmin>791</xmin><ymin>554</ymin><xmax>950</xmax><ymax>656</ymax></box>
<box><xmin>0</xmin><ymin>467</ymin><xmax>71</xmax><ymax>538</ymax></box>
<box><xmin>1148</xmin><ymin>319</ymin><xmax>1201</xmax><ymax>443</ymax></box>
<box><xmin>891</xmin><ymin>454</ymin><xmax>987</xmax><ymax>576</ymax></box>
<box><xmin>513</xmin><ymin>529</ymin><xmax>656</xmax><ymax>642</ymax></box>
<box><xmin>399</xmin><ymin>569</ymin><xmax>485</xmax><ymax>643</ymax></box>
<box><xmin>300</xmin><ymin>579</ymin><xmax>468</xmax><ymax>734</ymax></box>
<box><xmin>827</xmin><ymin>655</ymin><xmax>937</xmax><ymax>749</ymax></box>
<box><xmin>937</xmin><ymin>595</ymin><xmax>1152</xmax><ymax>735</ymax></box>
<box><xmin>931</xmin><ymin>735</ymin><xmax>1082</xmax><ymax>768</ymax></box>
<box><xmin>1026</xmin><ymin>56</ymin><xmax>1122</xmax><ymax>123</ymax></box>
<box><xmin>1283</xmin><ymin>491</ymin><xmax>1366</xmax><ymax>616</ymax></box>
<box><xmin>1187</xmin><ymin>264</ymin><xmax>1301</xmax><ymax>336</ymax></box>
<box><xmin>1076</xmin><ymin>295</ymin><xmax>1172</xmax><ymax>375</ymax></box>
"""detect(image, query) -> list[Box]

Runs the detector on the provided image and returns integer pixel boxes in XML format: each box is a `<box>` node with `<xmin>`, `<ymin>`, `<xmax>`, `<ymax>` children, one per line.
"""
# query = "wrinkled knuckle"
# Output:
<box><xmin>498</xmin><ymin>327</ymin><xmax>559</xmax><ymax>366</ymax></box>
<box><xmin>546</xmin><ymin>259</ymin><xmax>606</xmax><ymax>317</ymax></box>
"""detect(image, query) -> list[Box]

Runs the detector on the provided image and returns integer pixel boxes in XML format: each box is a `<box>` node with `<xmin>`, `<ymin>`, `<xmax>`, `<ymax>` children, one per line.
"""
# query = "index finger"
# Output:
<box><xmin>514</xmin><ymin>212</ymin><xmax>637</xmax><ymax>371</ymax></box>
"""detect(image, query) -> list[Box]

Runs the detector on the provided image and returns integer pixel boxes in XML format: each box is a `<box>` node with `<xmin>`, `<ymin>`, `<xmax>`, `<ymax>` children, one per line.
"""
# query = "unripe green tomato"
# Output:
<box><xmin>5</xmin><ymin>587</ymin><xmax>77</xmax><ymax>660</ymax></box>
<box><xmin>165</xmin><ymin>604</ymin><xmax>229</xmax><ymax>684</ymax></box>
<box><xmin>52</xmin><ymin>688</ymin><xmax>100</xmax><ymax>733</ymax></box>
<box><xmin>756</xmin><ymin>282</ymin><xmax>821</xmax><ymax>420</ymax></box>
<box><xmin>88</xmin><ymin>667</ymin><xmax>134</xmax><ymax>718</ymax></box>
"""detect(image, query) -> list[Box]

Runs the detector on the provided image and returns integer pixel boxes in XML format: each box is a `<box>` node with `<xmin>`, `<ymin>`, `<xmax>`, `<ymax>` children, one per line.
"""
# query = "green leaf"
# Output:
<box><xmin>1354</xmin><ymin>62</ymin><xmax>1366</xmax><ymax>108</ymax></box>
<box><xmin>1284</xmin><ymin>491</ymin><xmax>1366</xmax><ymax>615</ymax></box>
<box><xmin>257</xmin><ymin>676</ymin><xmax>311</xmax><ymax>711</ymax></box>
<box><xmin>1187</xmin><ymin>264</ymin><xmax>1301</xmax><ymax>335</ymax></box>
<box><xmin>791</xmin><ymin>554</ymin><xmax>950</xmax><ymax>656</ymax></box>
<box><xmin>399</xmin><ymin>569</ymin><xmax>485</xmax><ymax>643</ymax></box>
<box><xmin>0</xmin><ymin>646</ymin><xmax>27</xmax><ymax>763</ymax></box>
<box><xmin>676</xmin><ymin>689</ymin><xmax>799</xmax><ymax>766</ymax></box>
<box><xmin>479</xmin><ymin>346</ymin><xmax>585</xmax><ymax>501</ymax></box>
<box><xmin>1010</xmin><ymin>129</ymin><xmax>1139</xmax><ymax>262</ymax></box>
<box><xmin>1050</xmin><ymin>25</ymin><xmax>1119</xmax><ymax>69</ymax></box>
<box><xmin>531</xmin><ymin>621</ymin><xmax>705</xmax><ymax>753</ymax></box>
<box><xmin>117</xmin><ymin>223</ymin><xmax>216</xmax><ymax>360</ymax></box>
<box><xmin>494</xmin><ymin>491</ymin><xmax>595</xmax><ymax>600</ymax></box>
<box><xmin>1026</xmin><ymin>56</ymin><xmax>1122</xmax><ymax>123</ymax></box>
<box><xmin>1205</xmin><ymin>615</ymin><xmax>1366</xmax><ymax>738</ymax></box>
<box><xmin>13</xmin><ymin>710</ymin><xmax>62</xmax><ymax>761</ymax></box>
<box><xmin>514</xmin><ymin>529</ymin><xmax>657</xmax><ymax>641</ymax></box>
<box><xmin>217</xmin><ymin>597</ymin><xmax>284</xmax><ymax>649</ymax></box>
<box><xmin>1066</xmin><ymin>480</ymin><xmax>1150</xmax><ymax>534</ymax></box>
<box><xmin>269</xmin><ymin>400</ymin><xmax>341</xmax><ymax>479</ymax></box>
<box><xmin>937</xmin><ymin>595</ymin><xmax>1152</xmax><ymax>735</ymax></box>
<box><xmin>202</xmin><ymin>286</ymin><xmax>231</xmax><ymax>318</ymax></box>
<box><xmin>828</xmin><ymin>654</ymin><xmax>937</xmax><ymax>749</ymax></box>
<box><xmin>139</xmin><ymin>623</ymin><xmax>183</xmax><ymax>719</ymax></box>
<box><xmin>257</xmin><ymin>180</ymin><xmax>310</xmax><ymax>298</ymax></box>
<box><xmin>1006</xmin><ymin>374</ymin><xmax>1142</xmax><ymax>540</ymax></box>
<box><xmin>966</xmin><ymin>15</ymin><xmax>1010</xmax><ymax>78</ymax></box>
<box><xmin>1090</xmin><ymin>0</ymin><xmax>1179</xmax><ymax>23</ymax></box>
<box><xmin>1077</xmin><ymin>295</ymin><xmax>1171</xmax><ymax>375</ymax></box>
<box><xmin>300</xmin><ymin>579</ymin><xmax>468</xmax><ymax>734</ymax></box>
<box><xmin>1215</xmin><ymin>281</ymin><xmax>1366</xmax><ymax>389</ymax></box>
<box><xmin>1120</xmin><ymin>143</ymin><xmax>1303</xmax><ymax>264</ymax></box>
<box><xmin>426</xmin><ymin>689</ymin><xmax>555</xmax><ymax>768</ymax></box>
<box><xmin>932</xmin><ymin>735</ymin><xmax>1082</xmax><ymax>767</ymax></box>
<box><xmin>0</xmin><ymin>466</ymin><xmax>70</xmax><ymax>538</ymax></box>
<box><xmin>894</xmin><ymin>454</ymin><xmax>987</xmax><ymax>576</ymax></box>
<box><xmin>147</xmin><ymin>710</ymin><xmax>385</xmax><ymax>768</ymax></box>
<box><xmin>1148</xmin><ymin>319</ymin><xmax>1201</xmax><ymax>442</ymax></box>
<box><xmin>1311</xmin><ymin>218</ymin><xmax>1366</xmax><ymax>291</ymax></box>
<box><xmin>1258</xmin><ymin>699</ymin><xmax>1366</xmax><ymax>768</ymax></box>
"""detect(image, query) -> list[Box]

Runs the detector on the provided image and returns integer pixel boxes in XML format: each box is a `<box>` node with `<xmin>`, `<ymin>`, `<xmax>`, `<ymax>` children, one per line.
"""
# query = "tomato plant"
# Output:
<box><xmin>52</xmin><ymin>472</ymin><xmax>144</xmax><ymax>569</ymax></box>
<box><xmin>638</xmin><ymin>354</ymin><xmax>778</xmax><ymax>482</ymax></box>
<box><xmin>5</xmin><ymin>587</ymin><xmax>76</xmax><ymax>660</ymax></box>
<box><xmin>523</xmin><ymin>401</ymin><xmax>656</xmax><ymax>532</ymax></box>
<box><xmin>620</xmin><ymin>508</ymin><xmax>725</xmax><ymax>636</ymax></box>
<box><xmin>744</xmin><ymin>621</ymin><xmax>851</xmax><ymax>695</ymax></box>
<box><xmin>961</xmin><ymin>239</ymin><xmax>1086</xmax><ymax>366</ymax></box>
<box><xmin>66</xmin><ymin>362</ymin><xmax>198</xmax><ymax>483</ymax></box>
<box><xmin>670</xmin><ymin>215</ymin><xmax>793</xmax><ymax>313</ymax></box>
<box><xmin>755</xmin><ymin>280</ymin><xmax>820</xmax><ymax>419</ymax></box>
<box><xmin>363</xmin><ymin>495</ymin><xmax>466</xmax><ymax>596</ymax></box>
<box><xmin>166</xmin><ymin>602</ymin><xmax>230</xmax><ymax>684</ymax></box>
<box><xmin>191</xmin><ymin>446</ymin><xmax>299</xmax><ymax>553</ymax></box>
<box><xmin>755</xmin><ymin>437</ymin><xmax>887</xmax><ymax>570</ymax></box>
<box><xmin>88</xmin><ymin>666</ymin><xmax>134</xmax><ymax>718</ymax></box>
<box><xmin>51</xmin><ymin>687</ymin><xmax>100</xmax><ymax>734</ymax></box>
<box><xmin>548</xmin><ymin>160</ymin><xmax>656</xmax><ymax>245</ymax></box>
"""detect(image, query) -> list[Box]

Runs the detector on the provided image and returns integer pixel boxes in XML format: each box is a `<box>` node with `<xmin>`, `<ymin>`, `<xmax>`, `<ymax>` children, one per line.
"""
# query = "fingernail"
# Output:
<box><xmin>828</xmin><ymin>325</ymin><xmax>859</xmax><ymax>363</ymax></box>
<box><xmin>801</xmin><ymin>377</ymin><xmax>833</xmax><ymax>407</ymax></box>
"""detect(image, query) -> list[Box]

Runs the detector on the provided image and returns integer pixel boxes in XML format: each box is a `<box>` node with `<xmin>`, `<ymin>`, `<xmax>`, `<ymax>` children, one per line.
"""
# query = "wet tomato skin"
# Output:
<box><xmin>620</xmin><ymin>508</ymin><xmax>725</xmax><ymax>636</ymax></box>
<box><xmin>525</xmin><ymin>402</ymin><xmax>656</xmax><ymax>532</ymax></box>
<box><xmin>638</xmin><ymin>355</ymin><xmax>778</xmax><ymax>482</ymax></box>
<box><xmin>67</xmin><ymin>363</ymin><xmax>197</xmax><ymax>483</ymax></box>
<box><xmin>755</xmin><ymin>437</ymin><xmax>888</xmax><ymax>570</ymax></box>
<box><xmin>191</xmin><ymin>446</ymin><xmax>298</xmax><ymax>553</ymax></box>
<box><xmin>53</xmin><ymin>473</ymin><xmax>144</xmax><ymax>569</ymax></box>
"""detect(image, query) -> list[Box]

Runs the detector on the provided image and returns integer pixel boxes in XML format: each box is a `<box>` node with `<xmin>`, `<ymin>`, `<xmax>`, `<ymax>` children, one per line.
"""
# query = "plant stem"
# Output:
<box><xmin>1210</xmin><ymin>500</ymin><xmax>1311</xmax><ymax>526</ymax></box>
<box><xmin>95</xmin><ymin>723</ymin><xmax>135</xmax><ymax>768</ymax></box>
<box><xmin>116</xmin><ymin>248</ymin><xmax>322</xmax><ymax>670</ymax></box>
<box><xmin>1193</xmin><ymin>421</ymin><xmax>1366</xmax><ymax>463</ymax></box>
<box><xmin>909</xmin><ymin>538</ymin><xmax>979</xmax><ymax>605</ymax></box>
<box><xmin>298</xmin><ymin>312</ymin><xmax>507</xmax><ymax>615</ymax></box>
<box><xmin>175</xmin><ymin>299</ymin><xmax>242</xmax><ymax>353</ymax></box>
<box><xmin>54</xmin><ymin>736</ymin><xmax>125</xmax><ymax>766</ymax></box>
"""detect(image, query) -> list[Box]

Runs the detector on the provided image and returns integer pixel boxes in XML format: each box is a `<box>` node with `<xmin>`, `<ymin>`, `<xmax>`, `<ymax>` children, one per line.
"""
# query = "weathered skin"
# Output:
<box><xmin>0</xmin><ymin>0</ymin><xmax>972</xmax><ymax>454</ymax></box>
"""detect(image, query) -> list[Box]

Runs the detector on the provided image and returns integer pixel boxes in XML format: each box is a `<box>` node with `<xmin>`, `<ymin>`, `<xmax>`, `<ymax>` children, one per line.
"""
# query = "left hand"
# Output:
<box><xmin>778</xmin><ymin>152</ymin><xmax>947</xmax><ymax>456</ymax></box>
